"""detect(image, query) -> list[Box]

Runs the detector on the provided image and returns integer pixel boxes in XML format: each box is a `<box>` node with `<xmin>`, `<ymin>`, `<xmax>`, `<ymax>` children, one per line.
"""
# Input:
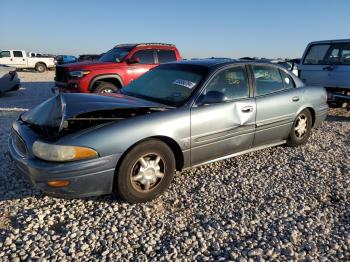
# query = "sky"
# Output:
<box><xmin>1</xmin><ymin>0</ymin><xmax>350</xmax><ymax>59</ymax></box>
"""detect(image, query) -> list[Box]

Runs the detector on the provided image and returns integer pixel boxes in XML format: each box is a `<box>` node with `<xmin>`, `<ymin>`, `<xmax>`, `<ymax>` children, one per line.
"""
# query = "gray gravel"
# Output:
<box><xmin>0</xmin><ymin>72</ymin><xmax>349</xmax><ymax>261</ymax></box>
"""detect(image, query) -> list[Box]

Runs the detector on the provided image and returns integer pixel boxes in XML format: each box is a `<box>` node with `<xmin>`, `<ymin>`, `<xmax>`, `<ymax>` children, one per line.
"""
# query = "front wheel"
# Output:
<box><xmin>115</xmin><ymin>140</ymin><xmax>175</xmax><ymax>203</ymax></box>
<box><xmin>287</xmin><ymin>109</ymin><xmax>312</xmax><ymax>147</ymax></box>
<box><xmin>93</xmin><ymin>81</ymin><xmax>118</xmax><ymax>93</ymax></box>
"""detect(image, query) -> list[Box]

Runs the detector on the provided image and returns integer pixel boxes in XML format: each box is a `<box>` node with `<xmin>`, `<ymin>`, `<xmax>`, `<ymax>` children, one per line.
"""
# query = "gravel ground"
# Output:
<box><xmin>0</xmin><ymin>72</ymin><xmax>349</xmax><ymax>261</ymax></box>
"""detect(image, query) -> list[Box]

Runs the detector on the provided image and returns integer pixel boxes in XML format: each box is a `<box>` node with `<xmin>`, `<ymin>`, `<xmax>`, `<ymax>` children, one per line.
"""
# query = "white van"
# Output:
<box><xmin>299</xmin><ymin>39</ymin><xmax>350</xmax><ymax>105</ymax></box>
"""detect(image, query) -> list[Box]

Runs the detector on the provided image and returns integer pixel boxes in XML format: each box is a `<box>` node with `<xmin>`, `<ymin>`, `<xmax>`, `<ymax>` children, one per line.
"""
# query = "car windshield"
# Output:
<box><xmin>99</xmin><ymin>47</ymin><xmax>133</xmax><ymax>62</ymax></box>
<box><xmin>122</xmin><ymin>64</ymin><xmax>208</xmax><ymax>107</ymax></box>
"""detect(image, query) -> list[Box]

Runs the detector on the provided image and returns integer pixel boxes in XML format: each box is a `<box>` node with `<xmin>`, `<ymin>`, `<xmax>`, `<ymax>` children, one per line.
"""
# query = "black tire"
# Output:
<box><xmin>93</xmin><ymin>81</ymin><xmax>117</xmax><ymax>93</ymax></box>
<box><xmin>287</xmin><ymin>109</ymin><xmax>312</xmax><ymax>147</ymax></box>
<box><xmin>35</xmin><ymin>63</ymin><xmax>46</xmax><ymax>73</ymax></box>
<box><xmin>115</xmin><ymin>139</ymin><xmax>175</xmax><ymax>203</ymax></box>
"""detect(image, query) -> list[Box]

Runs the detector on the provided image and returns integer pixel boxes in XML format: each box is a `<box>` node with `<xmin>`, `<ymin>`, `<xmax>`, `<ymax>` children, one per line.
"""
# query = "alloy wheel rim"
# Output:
<box><xmin>130</xmin><ymin>154</ymin><xmax>165</xmax><ymax>192</ymax></box>
<box><xmin>294</xmin><ymin>114</ymin><xmax>308</xmax><ymax>138</ymax></box>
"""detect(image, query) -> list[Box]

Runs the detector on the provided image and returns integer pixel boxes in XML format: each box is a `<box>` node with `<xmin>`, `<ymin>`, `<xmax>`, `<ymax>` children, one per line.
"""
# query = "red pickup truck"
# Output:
<box><xmin>55</xmin><ymin>43</ymin><xmax>181</xmax><ymax>93</ymax></box>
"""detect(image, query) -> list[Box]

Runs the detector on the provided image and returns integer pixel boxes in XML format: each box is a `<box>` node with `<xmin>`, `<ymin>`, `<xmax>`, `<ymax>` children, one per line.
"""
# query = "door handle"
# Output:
<box><xmin>292</xmin><ymin>96</ymin><xmax>300</xmax><ymax>102</ymax></box>
<box><xmin>323</xmin><ymin>65</ymin><xmax>335</xmax><ymax>71</ymax></box>
<box><xmin>241</xmin><ymin>106</ymin><xmax>253</xmax><ymax>113</ymax></box>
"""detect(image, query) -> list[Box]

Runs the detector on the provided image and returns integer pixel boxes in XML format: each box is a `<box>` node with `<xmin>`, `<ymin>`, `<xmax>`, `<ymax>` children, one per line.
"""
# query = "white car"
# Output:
<box><xmin>0</xmin><ymin>65</ymin><xmax>20</xmax><ymax>93</ymax></box>
<box><xmin>0</xmin><ymin>50</ymin><xmax>55</xmax><ymax>72</ymax></box>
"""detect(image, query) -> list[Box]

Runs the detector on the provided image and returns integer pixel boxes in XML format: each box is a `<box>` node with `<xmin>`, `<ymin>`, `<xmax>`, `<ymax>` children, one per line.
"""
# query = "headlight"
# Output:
<box><xmin>69</xmin><ymin>70</ymin><xmax>90</xmax><ymax>78</ymax></box>
<box><xmin>32</xmin><ymin>141</ymin><xmax>98</xmax><ymax>162</ymax></box>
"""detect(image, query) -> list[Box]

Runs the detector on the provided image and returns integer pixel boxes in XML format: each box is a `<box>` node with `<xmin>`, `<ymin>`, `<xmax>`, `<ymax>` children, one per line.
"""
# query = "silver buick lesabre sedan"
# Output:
<box><xmin>9</xmin><ymin>59</ymin><xmax>328</xmax><ymax>203</ymax></box>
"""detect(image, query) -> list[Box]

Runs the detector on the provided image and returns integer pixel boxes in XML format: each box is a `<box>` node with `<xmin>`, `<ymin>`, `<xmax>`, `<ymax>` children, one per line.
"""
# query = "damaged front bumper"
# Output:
<box><xmin>8</xmin><ymin>122</ymin><xmax>120</xmax><ymax>198</ymax></box>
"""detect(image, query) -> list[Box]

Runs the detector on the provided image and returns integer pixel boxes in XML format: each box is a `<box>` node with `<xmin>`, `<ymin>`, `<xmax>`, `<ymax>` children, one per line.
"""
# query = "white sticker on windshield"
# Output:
<box><xmin>173</xmin><ymin>79</ymin><xmax>196</xmax><ymax>89</ymax></box>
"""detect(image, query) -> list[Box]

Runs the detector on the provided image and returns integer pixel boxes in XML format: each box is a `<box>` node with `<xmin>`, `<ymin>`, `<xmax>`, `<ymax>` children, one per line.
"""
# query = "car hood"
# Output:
<box><xmin>20</xmin><ymin>93</ymin><xmax>169</xmax><ymax>139</ymax></box>
<box><xmin>60</xmin><ymin>61</ymin><xmax>125</xmax><ymax>70</ymax></box>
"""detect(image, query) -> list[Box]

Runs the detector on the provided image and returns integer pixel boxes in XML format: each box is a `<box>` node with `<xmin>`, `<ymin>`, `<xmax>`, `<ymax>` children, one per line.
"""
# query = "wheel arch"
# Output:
<box><xmin>297</xmin><ymin>106</ymin><xmax>315</xmax><ymax>127</ymax></box>
<box><xmin>89</xmin><ymin>74</ymin><xmax>124</xmax><ymax>92</ymax></box>
<box><xmin>35</xmin><ymin>61</ymin><xmax>47</xmax><ymax>68</ymax></box>
<box><xmin>112</xmin><ymin>136</ymin><xmax>184</xmax><ymax>194</ymax></box>
<box><xmin>115</xmin><ymin>136</ymin><xmax>184</xmax><ymax>172</ymax></box>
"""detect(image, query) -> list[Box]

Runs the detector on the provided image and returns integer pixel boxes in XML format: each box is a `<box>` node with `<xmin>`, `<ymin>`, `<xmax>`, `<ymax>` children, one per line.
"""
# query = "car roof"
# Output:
<box><xmin>115</xmin><ymin>43</ymin><xmax>175</xmax><ymax>49</ymax></box>
<box><xmin>308</xmin><ymin>39</ymin><xmax>350</xmax><ymax>45</ymax></box>
<box><xmin>171</xmin><ymin>58</ymin><xmax>287</xmax><ymax>70</ymax></box>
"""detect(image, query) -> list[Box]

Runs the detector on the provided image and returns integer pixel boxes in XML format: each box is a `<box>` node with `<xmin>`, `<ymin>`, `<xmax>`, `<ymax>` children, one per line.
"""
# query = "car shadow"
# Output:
<box><xmin>0</xmin><ymin>81</ymin><xmax>54</xmax><ymax>110</ymax></box>
<box><xmin>325</xmin><ymin>114</ymin><xmax>350</xmax><ymax>123</ymax></box>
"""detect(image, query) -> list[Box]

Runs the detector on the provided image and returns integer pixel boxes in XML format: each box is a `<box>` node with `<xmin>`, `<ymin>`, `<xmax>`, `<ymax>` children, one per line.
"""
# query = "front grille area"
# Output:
<box><xmin>13</xmin><ymin>132</ymin><xmax>28</xmax><ymax>156</ymax></box>
<box><xmin>55</xmin><ymin>66</ymin><xmax>69</xmax><ymax>83</ymax></box>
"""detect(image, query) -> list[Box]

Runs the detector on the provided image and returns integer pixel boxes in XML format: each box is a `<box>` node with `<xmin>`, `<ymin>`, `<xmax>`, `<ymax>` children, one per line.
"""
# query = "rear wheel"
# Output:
<box><xmin>115</xmin><ymin>140</ymin><xmax>175</xmax><ymax>203</ymax></box>
<box><xmin>287</xmin><ymin>109</ymin><xmax>312</xmax><ymax>147</ymax></box>
<box><xmin>35</xmin><ymin>63</ymin><xmax>46</xmax><ymax>73</ymax></box>
<box><xmin>93</xmin><ymin>81</ymin><xmax>118</xmax><ymax>93</ymax></box>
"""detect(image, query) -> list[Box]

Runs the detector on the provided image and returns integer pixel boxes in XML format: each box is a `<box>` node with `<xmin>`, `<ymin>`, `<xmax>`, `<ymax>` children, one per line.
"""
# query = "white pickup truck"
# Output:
<box><xmin>0</xmin><ymin>50</ymin><xmax>55</xmax><ymax>72</ymax></box>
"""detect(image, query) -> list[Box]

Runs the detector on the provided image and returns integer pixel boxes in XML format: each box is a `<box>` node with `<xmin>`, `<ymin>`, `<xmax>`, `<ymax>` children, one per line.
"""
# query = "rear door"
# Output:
<box><xmin>12</xmin><ymin>51</ymin><xmax>27</xmax><ymax>67</ymax></box>
<box><xmin>251</xmin><ymin>64</ymin><xmax>303</xmax><ymax>146</ymax></box>
<box><xmin>190</xmin><ymin>65</ymin><xmax>256</xmax><ymax>165</ymax></box>
<box><xmin>125</xmin><ymin>49</ymin><xmax>157</xmax><ymax>85</ymax></box>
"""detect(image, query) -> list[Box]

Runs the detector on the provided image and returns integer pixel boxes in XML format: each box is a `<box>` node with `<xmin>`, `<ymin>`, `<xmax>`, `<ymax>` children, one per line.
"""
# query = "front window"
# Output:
<box><xmin>0</xmin><ymin>51</ymin><xmax>11</xmax><ymax>58</ymax></box>
<box><xmin>122</xmin><ymin>64</ymin><xmax>208</xmax><ymax>107</ymax></box>
<box><xmin>202</xmin><ymin>66</ymin><xmax>249</xmax><ymax>102</ymax></box>
<box><xmin>99</xmin><ymin>46</ymin><xmax>133</xmax><ymax>62</ymax></box>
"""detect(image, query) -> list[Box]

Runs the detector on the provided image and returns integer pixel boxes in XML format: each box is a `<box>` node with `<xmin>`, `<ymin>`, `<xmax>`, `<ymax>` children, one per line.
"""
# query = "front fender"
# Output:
<box><xmin>57</xmin><ymin>107</ymin><xmax>191</xmax><ymax>157</ymax></box>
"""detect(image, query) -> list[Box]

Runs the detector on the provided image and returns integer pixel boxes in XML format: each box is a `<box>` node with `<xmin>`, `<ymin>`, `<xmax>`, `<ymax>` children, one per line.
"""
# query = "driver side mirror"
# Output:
<box><xmin>197</xmin><ymin>91</ymin><xmax>226</xmax><ymax>106</ymax></box>
<box><xmin>127</xmin><ymin>57</ymin><xmax>140</xmax><ymax>64</ymax></box>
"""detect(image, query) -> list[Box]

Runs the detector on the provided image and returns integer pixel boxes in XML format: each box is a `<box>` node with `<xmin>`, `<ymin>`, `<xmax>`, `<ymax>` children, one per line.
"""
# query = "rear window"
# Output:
<box><xmin>303</xmin><ymin>44</ymin><xmax>330</xmax><ymax>65</ymax></box>
<box><xmin>13</xmin><ymin>51</ymin><xmax>23</xmax><ymax>57</ymax></box>
<box><xmin>157</xmin><ymin>50</ymin><xmax>177</xmax><ymax>63</ymax></box>
<box><xmin>132</xmin><ymin>50</ymin><xmax>155</xmax><ymax>64</ymax></box>
<box><xmin>252</xmin><ymin>65</ymin><xmax>285</xmax><ymax>96</ymax></box>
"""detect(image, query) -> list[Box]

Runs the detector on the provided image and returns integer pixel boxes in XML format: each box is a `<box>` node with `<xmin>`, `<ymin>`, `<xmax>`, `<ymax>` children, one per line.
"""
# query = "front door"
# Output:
<box><xmin>125</xmin><ymin>49</ymin><xmax>157</xmax><ymax>85</ymax></box>
<box><xmin>190</xmin><ymin>65</ymin><xmax>256</xmax><ymax>166</ymax></box>
<box><xmin>251</xmin><ymin>64</ymin><xmax>303</xmax><ymax>146</ymax></box>
<box><xmin>0</xmin><ymin>51</ymin><xmax>13</xmax><ymax>66</ymax></box>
